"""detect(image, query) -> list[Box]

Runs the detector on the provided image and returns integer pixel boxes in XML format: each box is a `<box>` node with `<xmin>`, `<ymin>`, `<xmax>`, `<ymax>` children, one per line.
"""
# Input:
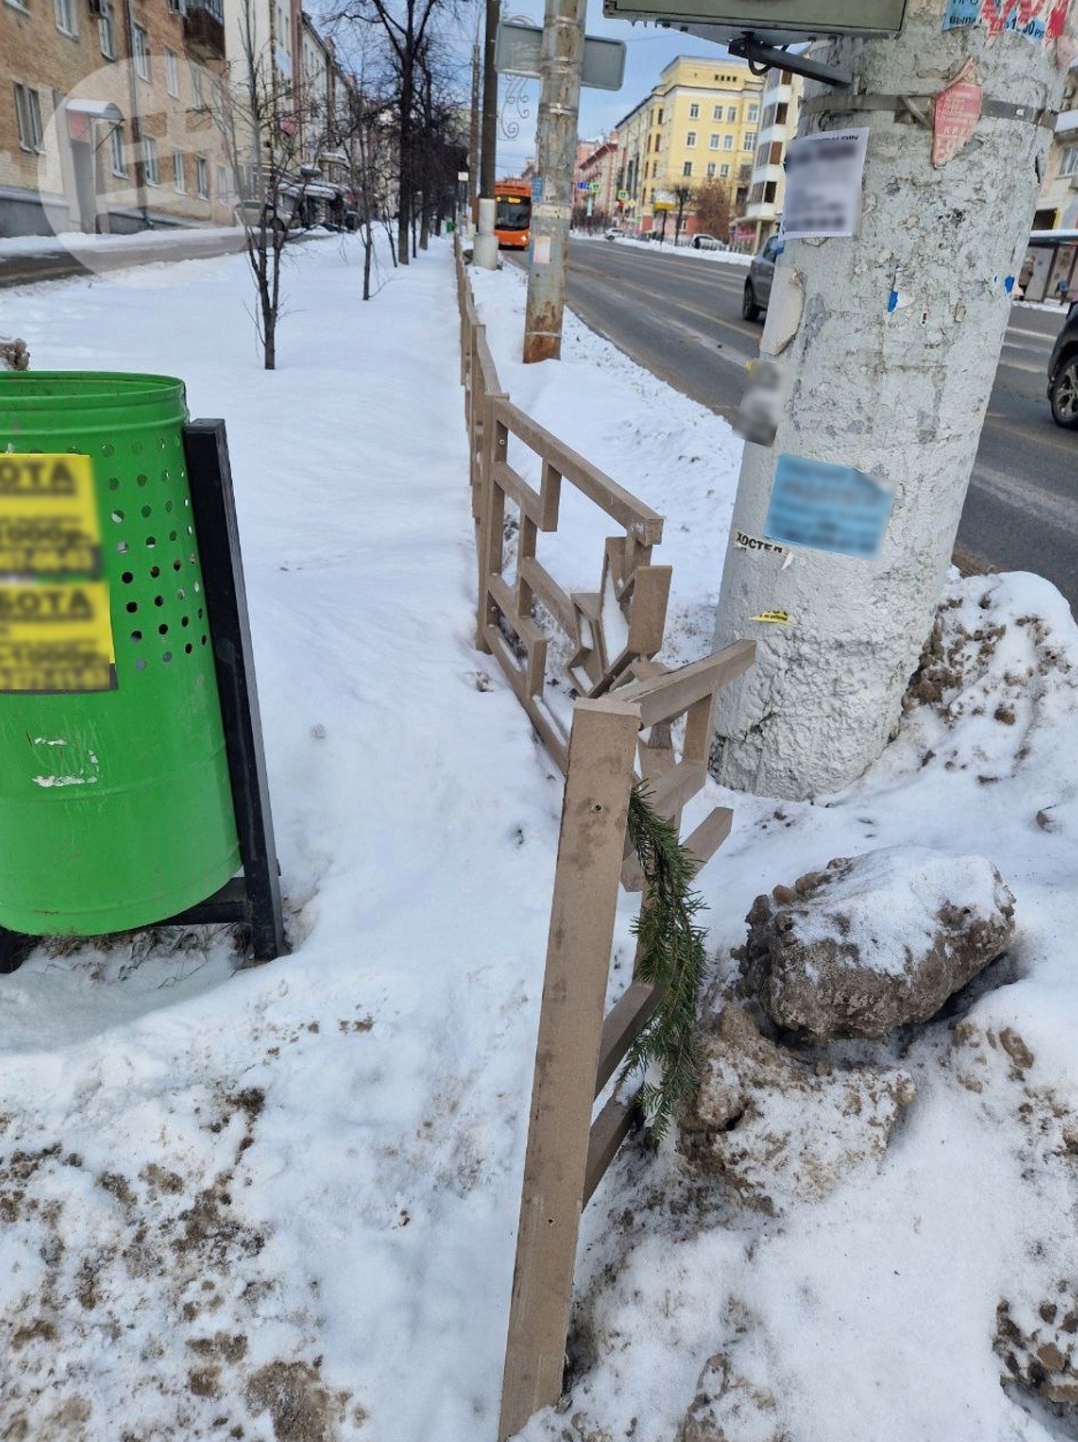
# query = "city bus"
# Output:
<box><xmin>494</xmin><ymin>183</ymin><xmax>532</xmax><ymax>249</ymax></box>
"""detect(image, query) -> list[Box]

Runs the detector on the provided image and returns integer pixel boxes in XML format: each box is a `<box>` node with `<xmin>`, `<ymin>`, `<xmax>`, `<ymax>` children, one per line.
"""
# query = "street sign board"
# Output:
<box><xmin>495</xmin><ymin>22</ymin><xmax>627</xmax><ymax>90</ymax></box>
<box><xmin>599</xmin><ymin>0</ymin><xmax>905</xmax><ymax>43</ymax></box>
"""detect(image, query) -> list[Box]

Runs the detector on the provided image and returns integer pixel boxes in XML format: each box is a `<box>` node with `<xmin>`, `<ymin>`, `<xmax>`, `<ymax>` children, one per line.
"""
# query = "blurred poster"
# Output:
<box><xmin>780</xmin><ymin>129</ymin><xmax>869</xmax><ymax>240</ymax></box>
<box><xmin>764</xmin><ymin>454</ymin><xmax>895</xmax><ymax>560</ymax></box>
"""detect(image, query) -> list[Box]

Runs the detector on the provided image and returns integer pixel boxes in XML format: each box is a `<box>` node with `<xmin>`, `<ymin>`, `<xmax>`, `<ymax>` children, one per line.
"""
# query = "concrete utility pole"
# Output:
<box><xmin>522</xmin><ymin>0</ymin><xmax>586</xmax><ymax>362</ymax></box>
<box><xmin>480</xmin><ymin>0</ymin><xmax>500</xmax><ymax>202</ymax></box>
<box><xmin>469</xmin><ymin>37</ymin><xmax>481</xmax><ymax>223</ymax></box>
<box><xmin>711</xmin><ymin>1</ymin><xmax>1077</xmax><ymax>800</ymax></box>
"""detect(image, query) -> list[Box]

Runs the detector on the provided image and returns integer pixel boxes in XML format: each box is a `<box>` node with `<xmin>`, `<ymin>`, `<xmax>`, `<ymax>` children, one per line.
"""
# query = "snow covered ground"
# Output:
<box><xmin>0</xmin><ymin>234</ymin><xmax>1076</xmax><ymax>1442</ymax></box>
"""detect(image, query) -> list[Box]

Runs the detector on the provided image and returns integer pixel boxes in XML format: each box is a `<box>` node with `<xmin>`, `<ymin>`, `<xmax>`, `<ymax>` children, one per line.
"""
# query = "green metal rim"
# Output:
<box><xmin>0</xmin><ymin>372</ymin><xmax>186</xmax><ymax>420</ymax></box>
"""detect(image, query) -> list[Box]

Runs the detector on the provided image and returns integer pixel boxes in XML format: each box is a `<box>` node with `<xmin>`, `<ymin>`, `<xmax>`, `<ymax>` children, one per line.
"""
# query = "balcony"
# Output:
<box><xmin>184</xmin><ymin>0</ymin><xmax>225</xmax><ymax>61</ymax></box>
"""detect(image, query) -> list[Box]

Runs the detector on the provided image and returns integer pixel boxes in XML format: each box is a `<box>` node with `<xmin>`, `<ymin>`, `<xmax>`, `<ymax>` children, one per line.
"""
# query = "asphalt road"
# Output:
<box><xmin>514</xmin><ymin>238</ymin><xmax>1076</xmax><ymax>612</ymax></box>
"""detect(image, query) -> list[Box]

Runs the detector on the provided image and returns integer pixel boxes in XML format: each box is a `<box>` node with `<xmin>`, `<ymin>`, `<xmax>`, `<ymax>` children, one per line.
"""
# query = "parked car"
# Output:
<box><xmin>605</xmin><ymin>226</ymin><xmax>624</xmax><ymax>241</ymax></box>
<box><xmin>692</xmin><ymin>233</ymin><xmax>723</xmax><ymax>250</ymax></box>
<box><xmin>1048</xmin><ymin>303</ymin><xmax>1078</xmax><ymax>429</ymax></box>
<box><xmin>742</xmin><ymin>234</ymin><xmax>782</xmax><ymax>321</ymax></box>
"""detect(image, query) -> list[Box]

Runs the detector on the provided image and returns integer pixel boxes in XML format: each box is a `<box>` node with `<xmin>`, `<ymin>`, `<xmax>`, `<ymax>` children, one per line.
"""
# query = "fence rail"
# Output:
<box><xmin>453</xmin><ymin>239</ymin><xmax>755</xmax><ymax>1442</ymax></box>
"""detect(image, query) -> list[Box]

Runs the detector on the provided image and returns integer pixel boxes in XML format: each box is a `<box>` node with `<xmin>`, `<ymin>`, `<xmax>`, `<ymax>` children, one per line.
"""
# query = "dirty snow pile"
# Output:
<box><xmin>0</xmin><ymin>236</ymin><xmax>1074</xmax><ymax>1442</ymax></box>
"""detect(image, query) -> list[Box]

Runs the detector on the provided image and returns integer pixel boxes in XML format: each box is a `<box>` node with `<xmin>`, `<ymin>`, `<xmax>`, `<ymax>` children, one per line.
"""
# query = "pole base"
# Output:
<box><xmin>473</xmin><ymin>234</ymin><xmax>499</xmax><ymax>269</ymax></box>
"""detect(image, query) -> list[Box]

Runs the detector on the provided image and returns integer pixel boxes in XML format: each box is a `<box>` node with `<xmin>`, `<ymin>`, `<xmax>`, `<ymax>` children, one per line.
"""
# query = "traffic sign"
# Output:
<box><xmin>495</xmin><ymin>22</ymin><xmax>627</xmax><ymax>90</ymax></box>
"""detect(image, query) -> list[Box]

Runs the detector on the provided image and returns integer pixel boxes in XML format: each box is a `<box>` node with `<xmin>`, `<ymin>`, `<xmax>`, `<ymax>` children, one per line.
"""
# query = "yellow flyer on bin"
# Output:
<box><xmin>0</xmin><ymin>579</ymin><xmax>117</xmax><ymax>693</ymax></box>
<box><xmin>0</xmin><ymin>452</ymin><xmax>102</xmax><ymax>577</ymax></box>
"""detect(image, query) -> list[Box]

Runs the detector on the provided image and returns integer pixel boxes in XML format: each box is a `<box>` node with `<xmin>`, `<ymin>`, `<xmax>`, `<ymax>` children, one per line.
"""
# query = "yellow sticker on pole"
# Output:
<box><xmin>0</xmin><ymin>453</ymin><xmax>102</xmax><ymax>578</ymax></box>
<box><xmin>0</xmin><ymin>580</ymin><xmax>117</xmax><ymax>693</ymax></box>
<box><xmin>750</xmin><ymin>609</ymin><xmax>791</xmax><ymax>624</ymax></box>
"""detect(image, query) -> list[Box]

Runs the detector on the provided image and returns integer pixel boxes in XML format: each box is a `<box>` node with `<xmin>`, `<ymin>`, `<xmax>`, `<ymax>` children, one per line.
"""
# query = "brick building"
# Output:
<box><xmin>1</xmin><ymin>0</ymin><xmax>237</xmax><ymax>236</ymax></box>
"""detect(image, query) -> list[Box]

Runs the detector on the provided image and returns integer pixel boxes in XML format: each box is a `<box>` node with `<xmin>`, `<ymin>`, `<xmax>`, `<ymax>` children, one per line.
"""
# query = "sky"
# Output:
<box><xmin>456</xmin><ymin>0</ymin><xmax>734</xmax><ymax>176</ymax></box>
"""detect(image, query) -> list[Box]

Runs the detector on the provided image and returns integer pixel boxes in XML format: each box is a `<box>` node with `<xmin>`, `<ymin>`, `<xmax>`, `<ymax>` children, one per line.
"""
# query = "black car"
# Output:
<box><xmin>1048</xmin><ymin>303</ymin><xmax>1078</xmax><ymax>429</ymax></box>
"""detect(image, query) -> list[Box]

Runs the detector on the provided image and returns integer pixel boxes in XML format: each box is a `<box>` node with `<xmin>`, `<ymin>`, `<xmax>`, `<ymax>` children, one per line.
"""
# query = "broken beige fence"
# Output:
<box><xmin>454</xmin><ymin>241</ymin><xmax>755</xmax><ymax>1441</ymax></box>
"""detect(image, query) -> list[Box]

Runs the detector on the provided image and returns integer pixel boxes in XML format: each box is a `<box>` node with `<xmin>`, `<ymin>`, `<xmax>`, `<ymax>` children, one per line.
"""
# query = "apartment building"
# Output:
<box><xmin>739</xmin><ymin>66</ymin><xmax>803</xmax><ymax>249</ymax></box>
<box><xmin>576</xmin><ymin>131</ymin><xmax>618</xmax><ymax>228</ymax></box>
<box><xmin>1</xmin><ymin>0</ymin><xmax>234</xmax><ymax>235</ymax></box>
<box><xmin>613</xmin><ymin>57</ymin><xmax>763</xmax><ymax>237</ymax></box>
<box><xmin>1033</xmin><ymin>75</ymin><xmax>1078</xmax><ymax>232</ymax></box>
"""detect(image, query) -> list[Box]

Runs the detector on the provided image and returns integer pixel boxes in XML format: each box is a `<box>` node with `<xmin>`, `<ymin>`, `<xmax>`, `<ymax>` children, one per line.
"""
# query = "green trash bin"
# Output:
<box><xmin>0</xmin><ymin>372</ymin><xmax>241</xmax><ymax>936</ymax></box>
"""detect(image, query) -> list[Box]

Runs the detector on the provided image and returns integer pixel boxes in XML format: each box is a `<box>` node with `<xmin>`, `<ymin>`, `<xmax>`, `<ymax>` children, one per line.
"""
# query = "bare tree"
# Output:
<box><xmin>694</xmin><ymin>177</ymin><xmax>730</xmax><ymax>241</ymax></box>
<box><xmin>334</xmin><ymin>0</ymin><xmax>452</xmax><ymax>266</ymax></box>
<box><xmin>217</xmin><ymin>0</ymin><xmax>328</xmax><ymax>367</ymax></box>
<box><xmin>672</xmin><ymin>183</ymin><xmax>693</xmax><ymax>245</ymax></box>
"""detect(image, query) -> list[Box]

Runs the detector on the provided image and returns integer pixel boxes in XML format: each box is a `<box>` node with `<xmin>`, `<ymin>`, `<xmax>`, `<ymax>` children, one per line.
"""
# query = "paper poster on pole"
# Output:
<box><xmin>780</xmin><ymin>129</ymin><xmax>870</xmax><ymax>240</ymax></box>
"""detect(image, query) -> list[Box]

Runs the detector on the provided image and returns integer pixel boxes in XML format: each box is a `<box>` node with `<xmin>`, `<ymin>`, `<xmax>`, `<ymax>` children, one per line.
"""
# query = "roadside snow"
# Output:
<box><xmin>0</xmin><ymin>234</ymin><xmax>1075</xmax><ymax>1442</ymax></box>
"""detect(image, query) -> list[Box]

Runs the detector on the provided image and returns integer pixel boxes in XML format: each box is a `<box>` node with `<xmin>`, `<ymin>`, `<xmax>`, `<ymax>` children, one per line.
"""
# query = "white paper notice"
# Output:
<box><xmin>532</xmin><ymin>235</ymin><xmax>551</xmax><ymax>265</ymax></box>
<box><xmin>781</xmin><ymin>128</ymin><xmax>869</xmax><ymax>240</ymax></box>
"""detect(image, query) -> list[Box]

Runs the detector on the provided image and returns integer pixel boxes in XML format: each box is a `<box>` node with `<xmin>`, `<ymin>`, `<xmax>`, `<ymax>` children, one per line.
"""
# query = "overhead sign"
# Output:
<box><xmin>599</xmin><ymin>0</ymin><xmax>906</xmax><ymax>41</ymax></box>
<box><xmin>780</xmin><ymin>129</ymin><xmax>869</xmax><ymax>240</ymax></box>
<box><xmin>764</xmin><ymin>454</ymin><xmax>895</xmax><ymax>560</ymax></box>
<box><xmin>495</xmin><ymin>22</ymin><xmax>627</xmax><ymax>91</ymax></box>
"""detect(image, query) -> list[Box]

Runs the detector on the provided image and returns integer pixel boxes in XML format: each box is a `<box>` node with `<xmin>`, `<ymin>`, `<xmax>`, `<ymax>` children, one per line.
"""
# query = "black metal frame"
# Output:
<box><xmin>0</xmin><ymin>418</ymin><xmax>285</xmax><ymax>975</ymax></box>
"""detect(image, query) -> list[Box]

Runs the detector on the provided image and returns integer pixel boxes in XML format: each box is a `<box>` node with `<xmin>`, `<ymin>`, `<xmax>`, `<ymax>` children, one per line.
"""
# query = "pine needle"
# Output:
<box><xmin>620</xmin><ymin>783</ymin><xmax>709</xmax><ymax>1141</ymax></box>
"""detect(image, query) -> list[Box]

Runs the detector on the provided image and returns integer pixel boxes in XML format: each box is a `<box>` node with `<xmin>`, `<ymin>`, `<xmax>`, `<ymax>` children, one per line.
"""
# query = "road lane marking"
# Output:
<box><xmin>969</xmin><ymin>460</ymin><xmax>1078</xmax><ymax>539</ymax></box>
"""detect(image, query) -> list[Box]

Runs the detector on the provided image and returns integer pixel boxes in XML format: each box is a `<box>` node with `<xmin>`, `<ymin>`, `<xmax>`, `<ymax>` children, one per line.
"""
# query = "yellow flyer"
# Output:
<box><xmin>0</xmin><ymin>453</ymin><xmax>102</xmax><ymax>578</ymax></box>
<box><xmin>0</xmin><ymin>580</ymin><xmax>117</xmax><ymax>693</ymax></box>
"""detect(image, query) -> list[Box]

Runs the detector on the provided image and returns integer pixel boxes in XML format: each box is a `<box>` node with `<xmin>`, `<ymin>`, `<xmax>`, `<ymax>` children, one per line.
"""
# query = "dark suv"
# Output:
<box><xmin>1048</xmin><ymin>304</ymin><xmax>1078</xmax><ymax>429</ymax></box>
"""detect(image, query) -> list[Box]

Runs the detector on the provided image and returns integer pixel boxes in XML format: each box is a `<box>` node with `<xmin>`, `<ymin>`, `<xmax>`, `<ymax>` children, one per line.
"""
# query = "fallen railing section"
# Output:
<box><xmin>453</xmin><ymin>239</ymin><xmax>756</xmax><ymax>1441</ymax></box>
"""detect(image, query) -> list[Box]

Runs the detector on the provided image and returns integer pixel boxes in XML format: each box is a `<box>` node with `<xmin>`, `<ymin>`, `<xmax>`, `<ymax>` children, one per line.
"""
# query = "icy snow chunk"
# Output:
<box><xmin>738</xmin><ymin>846</ymin><xmax>1015</xmax><ymax>1041</ymax></box>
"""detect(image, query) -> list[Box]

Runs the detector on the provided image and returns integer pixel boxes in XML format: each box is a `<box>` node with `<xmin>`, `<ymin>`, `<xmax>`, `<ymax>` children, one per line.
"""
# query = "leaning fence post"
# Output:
<box><xmin>499</xmin><ymin>697</ymin><xmax>641</xmax><ymax>1442</ymax></box>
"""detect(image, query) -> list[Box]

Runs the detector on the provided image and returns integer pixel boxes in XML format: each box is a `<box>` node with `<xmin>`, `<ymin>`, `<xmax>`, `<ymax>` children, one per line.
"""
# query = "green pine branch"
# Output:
<box><xmin>619</xmin><ymin>783</ymin><xmax>710</xmax><ymax>1142</ymax></box>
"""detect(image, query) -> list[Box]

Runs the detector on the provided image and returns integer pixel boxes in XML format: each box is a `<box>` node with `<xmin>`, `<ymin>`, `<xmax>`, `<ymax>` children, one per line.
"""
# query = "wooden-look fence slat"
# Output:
<box><xmin>614</xmin><ymin>640</ymin><xmax>757</xmax><ymax>729</ymax></box>
<box><xmin>594</xmin><ymin>979</ymin><xmax>662</xmax><ymax>1098</ymax></box>
<box><xmin>493</xmin><ymin>398</ymin><xmax>665</xmax><ymax>545</ymax></box>
<box><xmin>518</xmin><ymin>556</ymin><xmax>578</xmax><ymax>639</ymax></box>
<box><xmin>498</xmin><ymin>700</ymin><xmax>641</xmax><ymax>1442</ymax></box>
<box><xmin>583</xmin><ymin>1097</ymin><xmax>636</xmax><ymax>1208</ymax></box>
<box><xmin>682</xmin><ymin>806</ymin><xmax>734</xmax><ymax>871</ymax></box>
<box><xmin>493</xmin><ymin>460</ymin><xmax>548</xmax><ymax>529</ymax></box>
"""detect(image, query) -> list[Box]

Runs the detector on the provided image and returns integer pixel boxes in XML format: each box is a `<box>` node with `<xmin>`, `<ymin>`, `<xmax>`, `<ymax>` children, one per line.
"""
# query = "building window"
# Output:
<box><xmin>165</xmin><ymin>48</ymin><xmax>179</xmax><ymax>97</ymax></box>
<box><xmin>720</xmin><ymin>163</ymin><xmax>730</xmax><ymax>178</ymax></box>
<box><xmin>190</xmin><ymin>64</ymin><xmax>204</xmax><ymax>106</ymax></box>
<box><xmin>196</xmin><ymin>156</ymin><xmax>208</xmax><ymax>198</ymax></box>
<box><xmin>744</xmin><ymin>131</ymin><xmax>756</xmax><ymax>151</ymax></box>
<box><xmin>706</xmin><ymin>162</ymin><xmax>716</xmax><ymax>178</ymax></box>
<box><xmin>776</xmin><ymin>102</ymin><xmax>788</xmax><ymax>125</ymax></box>
<box><xmin>709</xmin><ymin>133</ymin><xmax>719</xmax><ymax>150</ymax></box>
<box><xmin>99</xmin><ymin>11</ymin><xmax>115</xmax><ymax>55</ymax></box>
<box><xmin>748</xmin><ymin>104</ymin><xmax>759</xmax><ymax>122</ymax></box>
<box><xmin>654</xmin><ymin>134</ymin><xmax>661</xmax><ymax>153</ymax></box>
<box><xmin>1061</xmin><ymin>145</ymin><xmax>1078</xmax><ymax>177</ymax></box>
<box><xmin>133</xmin><ymin>25</ymin><xmax>149</xmax><ymax>81</ymax></box>
<box><xmin>686</xmin><ymin>131</ymin><xmax>696</xmax><ymax>148</ymax></box>
<box><xmin>657</xmin><ymin>108</ymin><xmax>663</xmax><ymax>124</ymax></box>
<box><xmin>14</xmin><ymin>85</ymin><xmax>44</xmax><ymax>152</ymax></box>
<box><xmin>723</xmin><ymin>134</ymin><xmax>733</xmax><ymax>151</ymax></box>
<box><xmin>109</xmin><ymin>124</ymin><xmax>125</xmax><ymax>175</ymax></box>
<box><xmin>712</xmin><ymin>104</ymin><xmax>722</xmax><ymax>121</ymax></box>
<box><xmin>682</xmin><ymin>160</ymin><xmax>692</xmax><ymax>177</ymax></box>
<box><xmin>764</xmin><ymin>180</ymin><xmax>778</xmax><ymax>203</ymax></box>
<box><xmin>689</xmin><ymin>102</ymin><xmax>699</xmax><ymax>119</ymax></box>
<box><xmin>54</xmin><ymin>0</ymin><xmax>77</xmax><ymax>35</ymax></box>
<box><xmin>142</xmin><ymin>136</ymin><xmax>159</xmax><ymax>185</ymax></box>
<box><xmin>726</xmin><ymin>105</ymin><xmax>737</xmax><ymax>122</ymax></box>
<box><xmin>173</xmin><ymin>149</ymin><xmax>185</xmax><ymax>191</ymax></box>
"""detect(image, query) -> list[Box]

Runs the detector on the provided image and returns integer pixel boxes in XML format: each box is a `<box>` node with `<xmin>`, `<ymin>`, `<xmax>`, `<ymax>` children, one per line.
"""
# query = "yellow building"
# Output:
<box><xmin>614</xmin><ymin>57</ymin><xmax>764</xmax><ymax>237</ymax></box>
